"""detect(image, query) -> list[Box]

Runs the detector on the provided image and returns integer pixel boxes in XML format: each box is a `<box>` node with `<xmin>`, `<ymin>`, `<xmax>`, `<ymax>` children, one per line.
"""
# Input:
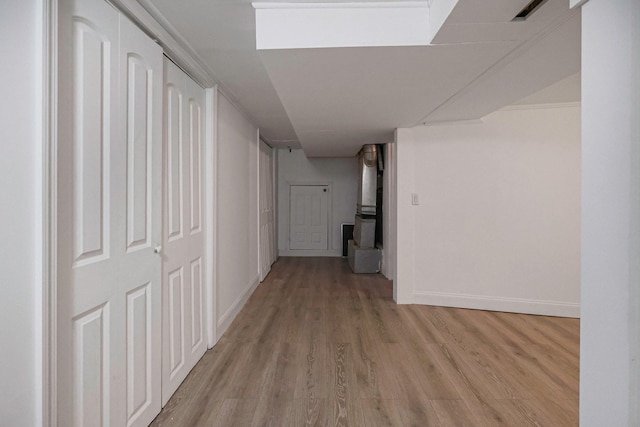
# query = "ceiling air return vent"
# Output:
<box><xmin>512</xmin><ymin>0</ymin><xmax>549</xmax><ymax>21</ymax></box>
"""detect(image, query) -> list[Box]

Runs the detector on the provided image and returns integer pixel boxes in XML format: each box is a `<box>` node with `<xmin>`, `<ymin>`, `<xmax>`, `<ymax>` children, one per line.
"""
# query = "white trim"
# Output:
<box><xmin>279</xmin><ymin>249</ymin><xmax>342</xmax><ymax>257</ymax></box>
<box><xmin>411</xmin><ymin>290</ymin><xmax>581</xmax><ymax>318</ymax></box>
<box><xmin>259</xmin><ymin>136</ymin><xmax>272</xmax><ymax>149</ymax></box>
<box><xmin>271</xmin><ymin>144</ymin><xmax>278</xmax><ymax>265</ymax></box>
<box><xmin>117</xmin><ymin>0</ymin><xmax>263</xmax><ymax>133</ymax></box>
<box><xmin>254</xmin><ymin>1</ymin><xmax>430</xmax><ymax>50</ymax></box>
<box><xmin>423</xmin><ymin>104</ymin><xmax>582</xmax><ymax>125</ymax></box>
<box><xmin>216</xmin><ymin>276</ymin><xmax>260</xmax><ymax>338</ymax></box>
<box><xmin>108</xmin><ymin>0</ymin><xmax>264</xmax><ymax>143</ymax></box>
<box><xmin>422</xmin><ymin>119</ymin><xmax>484</xmax><ymax>127</ymax></box>
<box><xmin>42</xmin><ymin>0</ymin><xmax>58</xmax><ymax>425</ymax></box>
<box><xmin>135</xmin><ymin>0</ymin><xmax>214</xmax><ymax>85</ymax></box>
<box><xmin>499</xmin><ymin>101</ymin><xmax>581</xmax><ymax>111</ymax></box>
<box><xmin>570</xmin><ymin>0</ymin><xmax>589</xmax><ymax>8</ymax></box>
<box><xmin>217</xmin><ymin>90</ymin><xmax>261</xmax><ymax>136</ymax></box>
<box><xmin>252</xmin><ymin>1</ymin><xmax>429</xmax><ymax>10</ymax></box>
<box><xmin>380</xmin><ymin>141</ymin><xmax>396</xmax><ymax>281</ymax></box>
<box><xmin>108</xmin><ymin>0</ymin><xmax>214</xmax><ymax>87</ymax></box>
<box><xmin>258</xmin><ymin>138</ymin><xmax>277</xmax><ymax>280</ymax></box>
<box><xmin>205</xmin><ymin>86</ymin><xmax>218</xmax><ymax>349</ymax></box>
<box><xmin>257</xmin><ymin>128</ymin><xmax>264</xmax><ymax>282</ymax></box>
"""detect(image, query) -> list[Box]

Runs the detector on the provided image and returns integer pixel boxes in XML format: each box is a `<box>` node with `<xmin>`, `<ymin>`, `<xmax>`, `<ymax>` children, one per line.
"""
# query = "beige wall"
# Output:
<box><xmin>395</xmin><ymin>104</ymin><xmax>581</xmax><ymax>317</ymax></box>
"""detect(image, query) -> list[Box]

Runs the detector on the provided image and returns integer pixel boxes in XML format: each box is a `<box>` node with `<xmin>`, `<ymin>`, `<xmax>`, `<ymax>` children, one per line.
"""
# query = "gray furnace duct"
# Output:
<box><xmin>348</xmin><ymin>145</ymin><xmax>382</xmax><ymax>273</ymax></box>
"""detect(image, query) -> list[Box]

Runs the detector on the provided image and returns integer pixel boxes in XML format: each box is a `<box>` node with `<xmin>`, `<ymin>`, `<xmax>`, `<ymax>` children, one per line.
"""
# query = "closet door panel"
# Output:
<box><xmin>162</xmin><ymin>58</ymin><xmax>207</xmax><ymax>405</ymax></box>
<box><xmin>58</xmin><ymin>1</ymin><xmax>163</xmax><ymax>425</ymax></box>
<box><xmin>58</xmin><ymin>0</ymin><xmax>120</xmax><ymax>424</ymax></box>
<box><xmin>119</xmin><ymin>14</ymin><xmax>163</xmax><ymax>427</ymax></box>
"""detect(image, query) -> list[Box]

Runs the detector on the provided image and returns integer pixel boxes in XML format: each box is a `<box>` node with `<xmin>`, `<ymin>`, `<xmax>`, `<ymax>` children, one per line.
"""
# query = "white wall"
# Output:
<box><xmin>579</xmin><ymin>0</ymin><xmax>640</xmax><ymax>424</ymax></box>
<box><xmin>395</xmin><ymin>105</ymin><xmax>581</xmax><ymax>317</ymax></box>
<box><xmin>276</xmin><ymin>149</ymin><xmax>358</xmax><ymax>256</ymax></box>
<box><xmin>0</xmin><ymin>1</ymin><xmax>41</xmax><ymax>425</ymax></box>
<box><xmin>216</xmin><ymin>93</ymin><xmax>259</xmax><ymax>335</ymax></box>
<box><xmin>381</xmin><ymin>142</ymin><xmax>396</xmax><ymax>280</ymax></box>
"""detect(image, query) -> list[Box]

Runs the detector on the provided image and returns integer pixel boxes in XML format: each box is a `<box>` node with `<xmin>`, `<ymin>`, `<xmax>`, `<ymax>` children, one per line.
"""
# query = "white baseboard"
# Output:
<box><xmin>216</xmin><ymin>275</ymin><xmax>260</xmax><ymax>337</ymax></box>
<box><xmin>279</xmin><ymin>249</ymin><xmax>342</xmax><ymax>257</ymax></box>
<box><xmin>411</xmin><ymin>290</ymin><xmax>580</xmax><ymax>318</ymax></box>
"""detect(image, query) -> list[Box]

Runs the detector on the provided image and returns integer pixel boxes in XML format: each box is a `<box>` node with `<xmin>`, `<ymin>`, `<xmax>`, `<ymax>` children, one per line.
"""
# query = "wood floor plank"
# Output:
<box><xmin>358</xmin><ymin>293</ymin><xmax>396</xmax><ymax>344</ymax></box>
<box><xmin>431</xmin><ymin>399</ymin><xmax>485</xmax><ymax>426</ymax></box>
<box><xmin>152</xmin><ymin>257</ymin><xmax>579</xmax><ymax>426</ymax></box>
<box><xmin>342</xmin><ymin>294</ymin><xmax>399</xmax><ymax>400</ymax></box>
<box><xmin>353</xmin><ymin>337</ymin><xmax>400</xmax><ymax>400</ymax></box>
<box><xmin>442</xmin><ymin>342</ymin><xmax>517</xmax><ymax>401</ymax></box>
<box><xmin>377</xmin><ymin>342</ymin><xmax>435</xmax><ymax>402</ymax></box>
<box><xmin>290</xmin><ymin>398</ymin><xmax>329</xmax><ymax>427</ymax></box>
<box><xmin>359</xmin><ymin>399</ymin><xmax>405</xmax><ymax>426</ymax></box>
<box><xmin>496</xmin><ymin>311</ymin><xmax>580</xmax><ymax>363</ymax></box>
<box><xmin>250</xmin><ymin>397</ymin><xmax>294</xmax><ymax>427</ymax></box>
<box><xmin>329</xmin><ymin>342</ymin><xmax>366</xmax><ymax>426</ymax></box>
<box><xmin>498</xmin><ymin>343</ymin><xmax>579</xmax><ymax>401</ymax></box>
<box><xmin>468</xmin><ymin>310</ymin><xmax>534</xmax><ymax>350</ymax></box>
<box><xmin>293</xmin><ymin>309</ymin><xmax>329</xmax><ymax>400</ymax></box>
<box><xmin>398</xmin><ymin>341</ymin><xmax>462</xmax><ymax>400</ymax></box>
<box><xmin>461</xmin><ymin>342</ymin><xmax>571</xmax><ymax>402</ymax></box>
<box><xmin>400</xmin><ymin>304</ymin><xmax>446</xmax><ymax>345</ymax></box>
<box><xmin>150</xmin><ymin>339</ymin><xmax>250</xmax><ymax>425</ymax></box>
<box><xmin>208</xmin><ymin>399</ymin><xmax>258</xmax><ymax>427</ymax></box>
<box><xmin>394</xmin><ymin>396</ymin><xmax>443</xmax><ymax>427</ymax></box>
<box><xmin>492</xmin><ymin>398</ymin><xmax>579</xmax><ymax>426</ymax></box>
<box><xmin>326</xmin><ymin>297</ymin><xmax>353</xmax><ymax>344</ymax></box>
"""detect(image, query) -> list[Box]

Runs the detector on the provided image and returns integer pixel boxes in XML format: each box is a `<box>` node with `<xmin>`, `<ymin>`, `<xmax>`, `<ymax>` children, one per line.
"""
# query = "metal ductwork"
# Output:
<box><xmin>356</xmin><ymin>144</ymin><xmax>378</xmax><ymax>216</ymax></box>
<box><xmin>349</xmin><ymin>144</ymin><xmax>382</xmax><ymax>274</ymax></box>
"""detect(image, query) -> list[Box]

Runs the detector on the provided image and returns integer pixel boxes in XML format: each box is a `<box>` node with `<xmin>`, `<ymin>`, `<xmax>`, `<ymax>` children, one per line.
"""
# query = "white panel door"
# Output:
<box><xmin>118</xmin><ymin>16</ymin><xmax>163</xmax><ymax>427</ymax></box>
<box><xmin>162</xmin><ymin>58</ymin><xmax>207</xmax><ymax>405</ymax></box>
<box><xmin>289</xmin><ymin>185</ymin><xmax>329</xmax><ymax>250</ymax></box>
<box><xmin>259</xmin><ymin>141</ymin><xmax>275</xmax><ymax>280</ymax></box>
<box><xmin>57</xmin><ymin>0</ymin><xmax>163</xmax><ymax>426</ymax></box>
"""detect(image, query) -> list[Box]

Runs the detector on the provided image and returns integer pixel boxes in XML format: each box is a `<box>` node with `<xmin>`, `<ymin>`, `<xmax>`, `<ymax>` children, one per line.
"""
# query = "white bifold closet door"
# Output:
<box><xmin>259</xmin><ymin>140</ymin><xmax>276</xmax><ymax>281</ymax></box>
<box><xmin>162</xmin><ymin>58</ymin><xmax>208</xmax><ymax>405</ymax></box>
<box><xmin>57</xmin><ymin>0</ymin><xmax>163</xmax><ymax>425</ymax></box>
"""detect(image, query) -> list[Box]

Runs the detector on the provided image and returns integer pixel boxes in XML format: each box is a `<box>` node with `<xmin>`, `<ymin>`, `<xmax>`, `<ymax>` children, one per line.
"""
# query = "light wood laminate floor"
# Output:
<box><xmin>151</xmin><ymin>257</ymin><xmax>579</xmax><ymax>426</ymax></box>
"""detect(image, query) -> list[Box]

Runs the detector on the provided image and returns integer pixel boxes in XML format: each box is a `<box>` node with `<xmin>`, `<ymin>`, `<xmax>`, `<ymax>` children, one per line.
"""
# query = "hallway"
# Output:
<box><xmin>151</xmin><ymin>257</ymin><xmax>579</xmax><ymax>426</ymax></box>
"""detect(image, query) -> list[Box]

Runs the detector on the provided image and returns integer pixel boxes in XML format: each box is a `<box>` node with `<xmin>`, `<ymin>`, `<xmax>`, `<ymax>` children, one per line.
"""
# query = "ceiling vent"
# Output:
<box><xmin>512</xmin><ymin>0</ymin><xmax>549</xmax><ymax>21</ymax></box>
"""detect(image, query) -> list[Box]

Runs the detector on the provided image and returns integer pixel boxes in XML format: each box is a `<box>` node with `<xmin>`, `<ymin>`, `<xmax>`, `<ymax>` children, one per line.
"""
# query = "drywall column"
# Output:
<box><xmin>0</xmin><ymin>1</ymin><xmax>41</xmax><ymax>424</ymax></box>
<box><xmin>394</xmin><ymin>129</ymin><xmax>414</xmax><ymax>303</ymax></box>
<box><xmin>216</xmin><ymin>94</ymin><xmax>260</xmax><ymax>336</ymax></box>
<box><xmin>579</xmin><ymin>0</ymin><xmax>640</xmax><ymax>425</ymax></box>
<box><xmin>381</xmin><ymin>142</ymin><xmax>396</xmax><ymax>281</ymax></box>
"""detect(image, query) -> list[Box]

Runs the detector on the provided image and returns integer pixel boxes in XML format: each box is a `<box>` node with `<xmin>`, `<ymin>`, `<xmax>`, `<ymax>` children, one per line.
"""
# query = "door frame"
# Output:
<box><xmin>258</xmin><ymin>137</ymin><xmax>276</xmax><ymax>282</ymax></box>
<box><xmin>285</xmin><ymin>182</ymin><xmax>334</xmax><ymax>256</ymax></box>
<box><xmin>42</xmin><ymin>0</ymin><xmax>58</xmax><ymax>424</ymax></box>
<box><xmin>42</xmin><ymin>2</ymin><xmax>220</xmax><ymax>424</ymax></box>
<box><xmin>205</xmin><ymin>87</ymin><xmax>218</xmax><ymax>349</ymax></box>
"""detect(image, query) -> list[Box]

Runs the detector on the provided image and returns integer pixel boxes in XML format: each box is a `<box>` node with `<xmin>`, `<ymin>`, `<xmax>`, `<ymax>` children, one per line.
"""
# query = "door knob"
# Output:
<box><xmin>154</xmin><ymin>245</ymin><xmax>162</xmax><ymax>254</ymax></box>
